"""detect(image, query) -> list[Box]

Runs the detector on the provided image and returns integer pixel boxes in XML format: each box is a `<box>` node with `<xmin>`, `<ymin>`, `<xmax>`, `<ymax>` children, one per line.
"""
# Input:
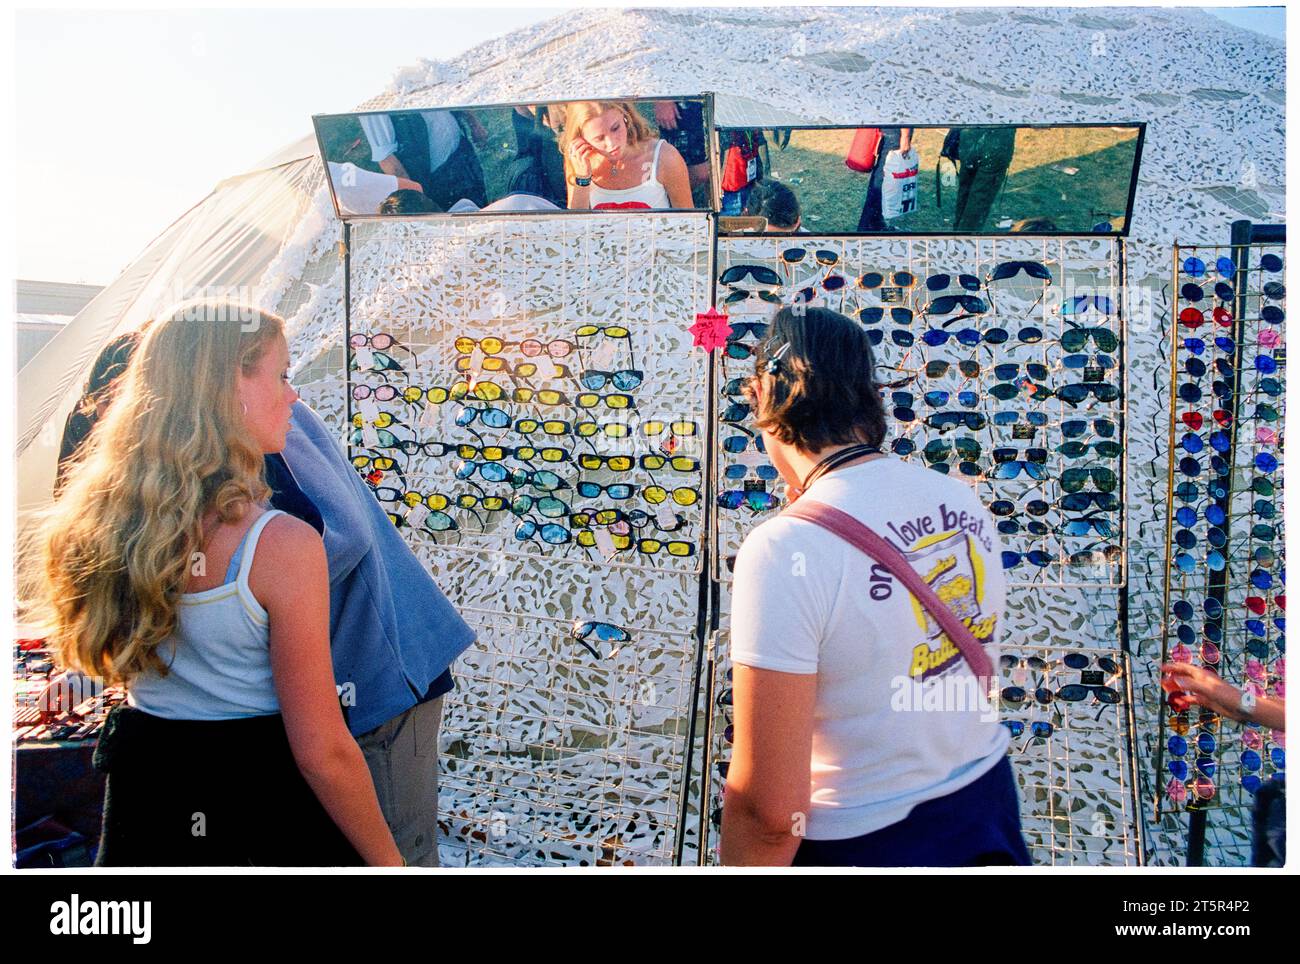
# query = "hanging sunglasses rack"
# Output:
<box><xmin>698</xmin><ymin>233</ymin><xmax>1138</xmax><ymax>866</ymax></box>
<box><xmin>709</xmin><ymin>235</ymin><xmax>1128</xmax><ymax>591</ymax></box>
<box><xmin>1153</xmin><ymin>231</ymin><xmax>1285</xmax><ymax>858</ymax></box>
<box><xmin>437</xmin><ymin>606</ymin><xmax>698</xmax><ymax>866</ymax></box>
<box><xmin>345</xmin><ymin>212</ymin><xmax>717</xmax><ymax>866</ymax></box>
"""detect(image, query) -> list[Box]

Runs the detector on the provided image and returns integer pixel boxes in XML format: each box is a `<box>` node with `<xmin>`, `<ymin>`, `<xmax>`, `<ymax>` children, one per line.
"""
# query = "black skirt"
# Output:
<box><xmin>93</xmin><ymin>705</ymin><xmax>362</xmax><ymax>867</ymax></box>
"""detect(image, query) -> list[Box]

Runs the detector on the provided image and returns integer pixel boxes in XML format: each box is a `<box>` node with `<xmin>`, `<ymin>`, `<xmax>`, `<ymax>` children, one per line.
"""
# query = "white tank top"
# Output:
<box><xmin>589</xmin><ymin>140</ymin><xmax>672</xmax><ymax>210</ymax></box>
<box><xmin>128</xmin><ymin>510</ymin><xmax>284</xmax><ymax>720</ymax></box>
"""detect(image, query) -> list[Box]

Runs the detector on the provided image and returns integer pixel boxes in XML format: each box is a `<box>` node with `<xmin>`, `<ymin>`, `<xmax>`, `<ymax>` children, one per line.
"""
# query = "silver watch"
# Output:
<box><xmin>1238</xmin><ymin>687</ymin><xmax>1257</xmax><ymax>716</ymax></box>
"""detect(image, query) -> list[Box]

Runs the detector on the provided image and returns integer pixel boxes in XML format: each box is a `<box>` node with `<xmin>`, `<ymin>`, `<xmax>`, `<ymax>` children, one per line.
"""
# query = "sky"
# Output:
<box><xmin>14</xmin><ymin>5</ymin><xmax>1286</xmax><ymax>287</ymax></box>
<box><xmin>15</xmin><ymin>7</ymin><xmax>566</xmax><ymax>286</ymax></box>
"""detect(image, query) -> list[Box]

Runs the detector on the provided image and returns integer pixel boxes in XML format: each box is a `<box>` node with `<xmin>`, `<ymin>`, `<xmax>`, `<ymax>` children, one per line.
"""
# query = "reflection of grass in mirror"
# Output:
<box><xmin>763</xmin><ymin>127</ymin><xmax>1139</xmax><ymax>234</ymax></box>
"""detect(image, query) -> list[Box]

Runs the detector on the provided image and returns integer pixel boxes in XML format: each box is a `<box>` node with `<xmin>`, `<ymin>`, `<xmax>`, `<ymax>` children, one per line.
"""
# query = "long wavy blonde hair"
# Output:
<box><xmin>28</xmin><ymin>303</ymin><xmax>284</xmax><ymax>684</ymax></box>
<box><xmin>559</xmin><ymin>100</ymin><xmax>656</xmax><ymax>186</ymax></box>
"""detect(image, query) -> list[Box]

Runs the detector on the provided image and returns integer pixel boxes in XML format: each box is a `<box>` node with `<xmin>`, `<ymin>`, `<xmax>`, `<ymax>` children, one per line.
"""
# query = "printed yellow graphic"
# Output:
<box><xmin>901</xmin><ymin>529</ymin><xmax>997</xmax><ymax>680</ymax></box>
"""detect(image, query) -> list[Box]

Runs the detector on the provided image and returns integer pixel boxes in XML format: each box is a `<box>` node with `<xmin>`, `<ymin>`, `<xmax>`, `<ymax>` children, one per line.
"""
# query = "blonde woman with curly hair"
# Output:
<box><xmin>560</xmin><ymin>100</ymin><xmax>692</xmax><ymax>210</ymax></box>
<box><xmin>29</xmin><ymin>303</ymin><xmax>401</xmax><ymax>866</ymax></box>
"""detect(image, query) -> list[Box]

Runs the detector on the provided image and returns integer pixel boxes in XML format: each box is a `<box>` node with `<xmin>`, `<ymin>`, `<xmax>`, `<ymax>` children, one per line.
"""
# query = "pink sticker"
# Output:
<box><xmin>1258</xmin><ymin>328</ymin><xmax>1282</xmax><ymax>349</ymax></box>
<box><xmin>1166</xmin><ymin>779</ymin><xmax>1188</xmax><ymax>803</ymax></box>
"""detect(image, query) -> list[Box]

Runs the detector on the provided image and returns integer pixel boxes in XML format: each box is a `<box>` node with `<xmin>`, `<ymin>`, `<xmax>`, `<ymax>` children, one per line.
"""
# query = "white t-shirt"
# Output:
<box><xmin>730</xmin><ymin>456</ymin><xmax>1010</xmax><ymax>840</ymax></box>
<box><xmin>328</xmin><ymin>162</ymin><xmax>400</xmax><ymax>216</ymax></box>
<box><xmin>358</xmin><ymin>111</ymin><xmax>462</xmax><ymax>174</ymax></box>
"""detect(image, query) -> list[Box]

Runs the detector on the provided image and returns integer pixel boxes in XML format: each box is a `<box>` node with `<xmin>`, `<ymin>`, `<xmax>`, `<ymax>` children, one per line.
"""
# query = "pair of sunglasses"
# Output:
<box><xmin>922</xmin><ymin>294</ymin><xmax>988</xmax><ymax>316</ymax></box>
<box><xmin>782</xmin><ymin>248</ymin><xmax>838</xmax><ymax>267</ymax></box>
<box><xmin>717</xmin><ymin>490</ymin><xmax>780</xmax><ymax>512</ymax></box>
<box><xmin>858</xmin><ymin>270</ymin><xmax>916</xmax><ymax>289</ymax></box>
<box><xmin>1182</xmin><ymin>255</ymin><xmax>1236</xmax><ymax>278</ymax></box>
<box><xmin>925</xmin><ymin>272</ymin><xmax>982</xmax><ymax>292</ymax></box>
<box><xmin>858</xmin><ymin>306</ymin><xmax>915</xmax><ymax>324</ymax></box>
<box><xmin>1058</xmin><ymin>382</ymin><xmax>1121</xmax><ymax>405</ymax></box>
<box><xmin>1061</xmin><ymin>327</ymin><xmax>1119</xmax><ymax>352</ymax></box>
<box><xmin>719</xmin><ymin>264</ymin><xmax>782</xmax><ymax>286</ymax></box>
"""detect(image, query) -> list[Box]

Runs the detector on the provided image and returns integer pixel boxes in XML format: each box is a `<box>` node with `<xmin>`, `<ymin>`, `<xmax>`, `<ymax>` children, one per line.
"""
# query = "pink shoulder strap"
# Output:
<box><xmin>782</xmin><ymin>500</ymin><xmax>995</xmax><ymax>683</ymax></box>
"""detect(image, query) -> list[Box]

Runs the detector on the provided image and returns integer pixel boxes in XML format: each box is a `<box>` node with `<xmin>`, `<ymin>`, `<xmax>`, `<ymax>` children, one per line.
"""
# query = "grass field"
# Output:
<box><xmin>761</xmin><ymin>126</ymin><xmax>1140</xmax><ymax>233</ymax></box>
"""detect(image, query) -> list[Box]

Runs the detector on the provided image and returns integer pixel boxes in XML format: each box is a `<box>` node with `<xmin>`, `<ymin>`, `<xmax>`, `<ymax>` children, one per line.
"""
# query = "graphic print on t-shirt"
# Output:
<box><xmin>883</xmin><ymin>503</ymin><xmax>999</xmax><ymax>682</ymax></box>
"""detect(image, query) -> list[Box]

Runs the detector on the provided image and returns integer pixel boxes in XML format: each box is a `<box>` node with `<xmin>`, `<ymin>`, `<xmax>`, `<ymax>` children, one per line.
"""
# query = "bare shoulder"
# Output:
<box><xmin>248</xmin><ymin>513</ymin><xmax>326</xmax><ymax>600</ymax></box>
<box><xmin>257</xmin><ymin>512</ymin><xmax>323</xmax><ymax>556</ymax></box>
<box><xmin>657</xmin><ymin>140</ymin><xmax>687</xmax><ymax>171</ymax></box>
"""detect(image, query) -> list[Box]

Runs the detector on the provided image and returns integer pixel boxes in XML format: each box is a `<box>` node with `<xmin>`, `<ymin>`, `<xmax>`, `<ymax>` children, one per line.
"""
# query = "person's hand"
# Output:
<box><xmin>784</xmin><ymin>483</ymin><xmax>804</xmax><ymax>505</ymax></box>
<box><xmin>1161</xmin><ymin>662</ymin><xmax>1249</xmax><ymax>722</ymax></box>
<box><xmin>655</xmin><ymin>100</ymin><xmax>680</xmax><ymax>131</ymax></box>
<box><xmin>568</xmin><ymin>136</ymin><xmax>603</xmax><ymax>177</ymax></box>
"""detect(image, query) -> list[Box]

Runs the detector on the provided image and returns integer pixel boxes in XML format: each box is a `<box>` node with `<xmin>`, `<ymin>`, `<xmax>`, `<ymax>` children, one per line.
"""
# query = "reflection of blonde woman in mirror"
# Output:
<box><xmin>560</xmin><ymin>101</ymin><xmax>692</xmax><ymax>210</ymax></box>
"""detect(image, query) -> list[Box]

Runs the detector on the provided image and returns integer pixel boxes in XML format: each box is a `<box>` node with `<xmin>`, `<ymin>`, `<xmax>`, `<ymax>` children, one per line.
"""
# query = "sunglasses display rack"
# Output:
<box><xmin>695</xmin><ymin>234</ymin><xmax>1141</xmax><ymax>866</ymax></box>
<box><xmin>711</xmin><ymin>236</ymin><xmax>1128</xmax><ymax>591</ymax></box>
<box><xmin>436</xmin><ymin>607</ymin><xmax>697</xmax><ymax>865</ymax></box>
<box><xmin>696</xmin><ymin>637</ymin><xmax>1142</xmax><ymax>865</ymax></box>
<box><xmin>1154</xmin><ymin>241</ymin><xmax>1286</xmax><ymax>835</ymax></box>
<box><xmin>344</xmin><ymin>213</ymin><xmax>717</xmax><ymax>865</ymax></box>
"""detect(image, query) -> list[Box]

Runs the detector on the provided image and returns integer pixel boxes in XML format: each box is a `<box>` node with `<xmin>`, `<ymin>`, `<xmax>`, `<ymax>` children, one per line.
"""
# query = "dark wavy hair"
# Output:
<box><xmin>750</xmin><ymin>306</ymin><xmax>886</xmax><ymax>452</ymax></box>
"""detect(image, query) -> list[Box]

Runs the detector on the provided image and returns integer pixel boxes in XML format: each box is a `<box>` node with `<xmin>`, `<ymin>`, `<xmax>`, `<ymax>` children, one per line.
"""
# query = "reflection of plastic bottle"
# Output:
<box><xmin>940</xmin><ymin>165</ymin><xmax>958</xmax><ymax>192</ymax></box>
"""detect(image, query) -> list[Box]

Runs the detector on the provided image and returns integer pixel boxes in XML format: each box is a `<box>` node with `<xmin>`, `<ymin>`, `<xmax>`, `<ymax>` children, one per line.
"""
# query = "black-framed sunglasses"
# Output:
<box><xmin>988</xmin><ymin>260</ymin><xmax>1053</xmax><ymax>283</ymax></box>
<box><xmin>720</xmin><ymin>264</ymin><xmax>782</xmax><ymax>286</ymax></box>
<box><xmin>857</xmin><ymin>306</ymin><xmax>914</xmax><ymax>325</ymax></box>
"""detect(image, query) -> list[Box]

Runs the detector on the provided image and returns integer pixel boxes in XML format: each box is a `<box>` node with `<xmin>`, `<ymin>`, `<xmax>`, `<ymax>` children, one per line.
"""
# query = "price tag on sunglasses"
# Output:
<box><xmin>587</xmin><ymin>338</ymin><xmax>622</xmax><ymax>370</ymax></box>
<box><xmin>405</xmin><ymin>503</ymin><xmax>429</xmax><ymax>529</ymax></box>
<box><xmin>655</xmin><ymin>502</ymin><xmax>680</xmax><ymax>530</ymax></box>
<box><xmin>592</xmin><ymin>527</ymin><xmax>618</xmax><ymax>558</ymax></box>
<box><xmin>733</xmin><ymin>449</ymin><xmax>768</xmax><ymax>467</ymax></box>
<box><xmin>1081</xmin><ymin>670</ymin><xmax>1105</xmax><ymax>686</ymax></box>
<box><xmin>1011</xmin><ymin>424</ymin><xmax>1037</xmax><ymax>440</ymax></box>
<box><xmin>357</xmin><ymin>396</ymin><xmax>380</xmax><ymax>423</ymax></box>
<box><xmin>1083</xmin><ymin>365</ymin><xmax>1104</xmax><ymax>383</ymax></box>
<box><xmin>880</xmin><ymin>287</ymin><xmax>905</xmax><ymax>304</ymax></box>
<box><xmin>743</xmin><ymin>479</ymin><xmax>766</xmax><ymax>494</ymax></box>
<box><xmin>420</xmin><ymin>398</ymin><xmax>441</xmax><ymax>429</ymax></box>
<box><xmin>353</xmin><ymin>345</ymin><xmax>375</xmax><ymax>369</ymax></box>
<box><xmin>361</xmin><ymin>423</ymin><xmax>381</xmax><ymax>449</ymax></box>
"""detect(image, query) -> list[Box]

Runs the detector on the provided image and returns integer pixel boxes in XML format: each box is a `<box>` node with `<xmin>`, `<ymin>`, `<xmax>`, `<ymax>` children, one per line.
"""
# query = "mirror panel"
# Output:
<box><xmin>315</xmin><ymin>96</ymin><xmax>715</xmax><ymax>217</ymax></box>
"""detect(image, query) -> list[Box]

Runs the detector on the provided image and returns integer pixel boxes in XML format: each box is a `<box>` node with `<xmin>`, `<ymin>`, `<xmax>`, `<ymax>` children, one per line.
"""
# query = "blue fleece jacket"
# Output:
<box><xmin>279</xmin><ymin>401</ymin><xmax>475</xmax><ymax>736</ymax></box>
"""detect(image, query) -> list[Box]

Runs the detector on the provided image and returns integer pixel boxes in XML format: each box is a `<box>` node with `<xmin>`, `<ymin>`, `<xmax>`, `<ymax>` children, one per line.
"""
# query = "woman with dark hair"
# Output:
<box><xmin>719</xmin><ymin>306</ymin><xmax>1028</xmax><ymax>867</ymax></box>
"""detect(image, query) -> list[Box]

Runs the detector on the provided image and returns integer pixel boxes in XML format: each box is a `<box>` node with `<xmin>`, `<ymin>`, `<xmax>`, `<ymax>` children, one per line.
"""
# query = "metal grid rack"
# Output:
<box><xmin>710</xmin><ymin>235</ymin><xmax>1128</xmax><ymax>590</ymax></box>
<box><xmin>343</xmin><ymin>213</ymin><xmax>715</xmax><ymax>866</ymax></box>
<box><xmin>438</xmin><ymin>606</ymin><xmax>697</xmax><ymax>866</ymax></box>
<box><xmin>699</xmin><ymin>234</ymin><xmax>1138</xmax><ymax>866</ymax></box>
<box><xmin>696</xmin><ymin>634</ymin><xmax>1141</xmax><ymax>866</ymax></box>
<box><xmin>1154</xmin><ymin>237</ymin><xmax>1286</xmax><ymax>838</ymax></box>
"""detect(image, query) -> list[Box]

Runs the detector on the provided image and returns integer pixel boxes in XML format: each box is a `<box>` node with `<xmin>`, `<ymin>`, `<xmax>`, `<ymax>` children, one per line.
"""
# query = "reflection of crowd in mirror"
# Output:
<box><xmin>854</xmin><ymin>127</ymin><xmax>915</xmax><ymax>232</ymax></box>
<box><xmin>358</xmin><ymin>109</ymin><xmax>488</xmax><ymax>211</ymax></box>
<box><xmin>947</xmin><ymin>127</ymin><xmax>1016</xmax><ymax>232</ymax></box>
